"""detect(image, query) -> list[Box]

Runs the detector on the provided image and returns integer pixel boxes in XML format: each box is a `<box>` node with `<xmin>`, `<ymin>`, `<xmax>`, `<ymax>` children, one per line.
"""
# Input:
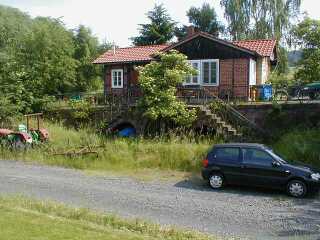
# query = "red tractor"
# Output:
<box><xmin>0</xmin><ymin>113</ymin><xmax>49</xmax><ymax>149</ymax></box>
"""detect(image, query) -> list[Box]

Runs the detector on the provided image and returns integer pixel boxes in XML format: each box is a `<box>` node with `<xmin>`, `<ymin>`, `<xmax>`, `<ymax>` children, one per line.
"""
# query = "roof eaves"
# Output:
<box><xmin>93</xmin><ymin>59</ymin><xmax>153</xmax><ymax>65</ymax></box>
<box><xmin>162</xmin><ymin>32</ymin><xmax>259</xmax><ymax>57</ymax></box>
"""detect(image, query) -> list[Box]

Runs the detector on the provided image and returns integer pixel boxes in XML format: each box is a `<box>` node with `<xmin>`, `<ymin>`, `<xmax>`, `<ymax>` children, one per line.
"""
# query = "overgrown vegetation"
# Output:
<box><xmin>273</xmin><ymin>129</ymin><xmax>320</xmax><ymax>169</ymax></box>
<box><xmin>0</xmin><ymin>121</ymin><xmax>214</xmax><ymax>175</ymax></box>
<box><xmin>138</xmin><ymin>50</ymin><xmax>197</xmax><ymax>126</ymax></box>
<box><xmin>292</xmin><ymin>17</ymin><xmax>320</xmax><ymax>83</ymax></box>
<box><xmin>0</xmin><ymin>196</ymin><xmax>214</xmax><ymax>240</ymax></box>
<box><xmin>0</xmin><ymin>5</ymin><xmax>110</xmax><ymax>115</ymax></box>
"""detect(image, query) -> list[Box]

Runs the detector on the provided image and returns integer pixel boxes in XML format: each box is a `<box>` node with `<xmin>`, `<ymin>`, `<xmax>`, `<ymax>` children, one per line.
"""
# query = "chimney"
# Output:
<box><xmin>186</xmin><ymin>26</ymin><xmax>195</xmax><ymax>37</ymax></box>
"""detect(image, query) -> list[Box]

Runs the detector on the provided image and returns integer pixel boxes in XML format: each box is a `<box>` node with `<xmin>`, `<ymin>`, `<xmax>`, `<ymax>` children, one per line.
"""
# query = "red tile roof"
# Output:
<box><xmin>93</xmin><ymin>34</ymin><xmax>277</xmax><ymax>64</ymax></box>
<box><xmin>232</xmin><ymin>39</ymin><xmax>277</xmax><ymax>57</ymax></box>
<box><xmin>93</xmin><ymin>44</ymin><xmax>169</xmax><ymax>64</ymax></box>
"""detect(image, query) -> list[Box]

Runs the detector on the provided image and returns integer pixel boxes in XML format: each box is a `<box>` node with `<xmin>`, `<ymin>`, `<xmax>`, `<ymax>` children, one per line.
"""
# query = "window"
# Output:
<box><xmin>243</xmin><ymin>148</ymin><xmax>274</xmax><ymax>166</ymax></box>
<box><xmin>201</xmin><ymin>60</ymin><xmax>219</xmax><ymax>85</ymax></box>
<box><xmin>249</xmin><ymin>59</ymin><xmax>256</xmax><ymax>86</ymax></box>
<box><xmin>184</xmin><ymin>59</ymin><xmax>219</xmax><ymax>86</ymax></box>
<box><xmin>215</xmin><ymin>147</ymin><xmax>240</xmax><ymax>163</ymax></box>
<box><xmin>185</xmin><ymin>60</ymin><xmax>200</xmax><ymax>85</ymax></box>
<box><xmin>111</xmin><ymin>69</ymin><xmax>123</xmax><ymax>88</ymax></box>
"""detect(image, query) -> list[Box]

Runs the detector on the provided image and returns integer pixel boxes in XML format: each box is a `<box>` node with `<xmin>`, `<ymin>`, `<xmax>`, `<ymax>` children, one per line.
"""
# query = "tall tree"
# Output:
<box><xmin>187</xmin><ymin>3</ymin><xmax>224</xmax><ymax>37</ymax></box>
<box><xmin>73</xmin><ymin>25</ymin><xmax>101</xmax><ymax>92</ymax></box>
<box><xmin>175</xmin><ymin>3</ymin><xmax>224</xmax><ymax>40</ymax></box>
<box><xmin>22</xmin><ymin>17</ymin><xmax>77</xmax><ymax>96</ymax></box>
<box><xmin>292</xmin><ymin>18</ymin><xmax>320</xmax><ymax>83</ymax></box>
<box><xmin>220</xmin><ymin>0</ymin><xmax>301</xmax><ymax>41</ymax></box>
<box><xmin>131</xmin><ymin>4</ymin><xmax>176</xmax><ymax>46</ymax></box>
<box><xmin>220</xmin><ymin>0</ymin><xmax>250</xmax><ymax>40</ymax></box>
<box><xmin>220</xmin><ymin>0</ymin><xmax>301</xmax><ymax>73</ymax></box>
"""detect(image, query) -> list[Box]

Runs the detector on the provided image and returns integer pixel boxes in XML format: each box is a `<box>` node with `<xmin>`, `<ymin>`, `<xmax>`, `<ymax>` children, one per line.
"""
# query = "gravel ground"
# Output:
<box><xmin>0</xmin><ymin>160</ymin><xmax>319</xmax><ymax>239</ymax></box>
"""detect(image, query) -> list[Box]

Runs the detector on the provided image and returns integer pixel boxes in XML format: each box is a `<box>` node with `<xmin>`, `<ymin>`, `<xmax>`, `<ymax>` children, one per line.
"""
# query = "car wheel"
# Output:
<box><xmin>287</xmin><ymin>180</ymin><xmax>307</xmax><ymax>198</ymax></box>
<box><xmin>209</xmin><ymin>173</ymin><xmax>224</xmax><ymax>189</ymax></box>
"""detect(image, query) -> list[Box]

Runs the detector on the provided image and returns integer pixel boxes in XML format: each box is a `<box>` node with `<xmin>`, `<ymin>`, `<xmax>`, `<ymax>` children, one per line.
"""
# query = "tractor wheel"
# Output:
<box><xmin>10</xmin><ymin>135</ymin><xmax>27</xmax><ymax>150</ymax></box>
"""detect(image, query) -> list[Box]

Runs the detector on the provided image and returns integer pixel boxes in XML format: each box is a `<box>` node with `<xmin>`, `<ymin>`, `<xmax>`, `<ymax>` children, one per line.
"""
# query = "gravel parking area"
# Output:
<box><xmin>0</xmin><ymin>160</ymin><xmax>319</xmax><ymax>239</ymax></box>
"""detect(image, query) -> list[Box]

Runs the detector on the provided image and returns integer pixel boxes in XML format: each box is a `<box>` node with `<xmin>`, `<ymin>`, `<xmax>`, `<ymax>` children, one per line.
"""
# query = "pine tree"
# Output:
<box><xmin>131</xmin><ymin>4</ymin><xmax>175</xmax><ymax>46</ymax></box>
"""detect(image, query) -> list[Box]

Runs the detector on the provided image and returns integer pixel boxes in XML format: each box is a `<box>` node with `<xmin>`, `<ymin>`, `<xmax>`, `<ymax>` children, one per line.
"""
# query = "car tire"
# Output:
<box><xmin>287</xmin><ymin>180</ymin><xmax>307</xmax><ymax>198</ymax></box>
<box><xmin>209</xmin><ymin>173</ymin><xmax>224</xmax><ymax>190</ymax></box>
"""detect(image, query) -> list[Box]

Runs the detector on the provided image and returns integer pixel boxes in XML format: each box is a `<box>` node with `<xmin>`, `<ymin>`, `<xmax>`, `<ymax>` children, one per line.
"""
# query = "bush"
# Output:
<box><xmin>273</xmin><ymin>129</ymin><xmax>320</xmax><ymax>168</ymax></box>
<box><xmin>0</xmin><ymin>96</ymin><xmax>21</xmax><ymax>127</ymax></box>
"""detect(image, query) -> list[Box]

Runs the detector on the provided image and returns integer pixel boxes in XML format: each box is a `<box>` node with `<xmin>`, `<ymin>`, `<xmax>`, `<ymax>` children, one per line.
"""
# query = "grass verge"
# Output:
<box><xmin>0</xmin><ymin>196</ymin><xmax>215</xmax><ymax>240</ymax></box>
<box><xmin>0</xmin><ymin>122</ymin><xmax>217</xmax><ymax>178</ymax></box>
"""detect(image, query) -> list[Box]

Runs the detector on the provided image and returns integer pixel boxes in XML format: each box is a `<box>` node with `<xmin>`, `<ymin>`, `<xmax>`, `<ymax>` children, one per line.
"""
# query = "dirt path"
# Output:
<box><xmin>0</xmin><ymin>160</ymin><xmax>319</xmax><ymax>239</ymax></box>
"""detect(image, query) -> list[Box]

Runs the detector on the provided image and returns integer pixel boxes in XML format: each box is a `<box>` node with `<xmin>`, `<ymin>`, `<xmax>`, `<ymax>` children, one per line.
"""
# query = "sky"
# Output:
<box><xmin>0</xmin><ymin>0</ymin><xmax>319</xmax><ymax>47</ymax></box>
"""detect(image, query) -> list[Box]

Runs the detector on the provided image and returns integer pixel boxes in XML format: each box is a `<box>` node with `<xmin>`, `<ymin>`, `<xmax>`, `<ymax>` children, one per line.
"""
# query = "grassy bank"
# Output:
<box><xmin>0</xmin><ymin>196</ymin><xmax>214</xmax><ymax>240</ymax></box>
<box><xmin>273</xmin><ymin>129</ymin><xmax>320</xmax><ymax>169</ymax></box>
<box><xmin>0</xmin><ymin>122</ymin><xmax>215</xmax><ymax>176</ymax></box>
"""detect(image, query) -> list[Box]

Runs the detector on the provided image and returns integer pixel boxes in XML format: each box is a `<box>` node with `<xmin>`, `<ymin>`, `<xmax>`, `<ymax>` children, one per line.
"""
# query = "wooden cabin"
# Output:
<box><xmin>93</xmin><ymin>31</ymin><xmax>277</xmax><ymax>103</ymax></box>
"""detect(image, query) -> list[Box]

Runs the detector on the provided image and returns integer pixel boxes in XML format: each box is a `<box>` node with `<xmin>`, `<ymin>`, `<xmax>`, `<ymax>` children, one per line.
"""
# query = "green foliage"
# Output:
<box><xmin>0</xmin><ymin>95</ymin><xmax>21</xmax><ymax>126</ymax></box>
<box><xmin>187</xmin><ymin>3</ymin><xmax>224</xmax><ymax>37</ymax></box>
<box><xmin>0</xmin><ymin>121</ymin><xmax>214</xmax><ymax>173</ymax></box>
<box><xmin>175</xmin><ymin>3</ymin><xmax>224</xmax><ymax>40</ymax></box>
<box><xmin>0</xmin><ymin>197</ymin><xmax>214</xmax><ymax>240</ymax></box>
<box><xmin>273</xmin><ymin>129</ymin><xmax>320</xmax><ymax>168</ymax></box>
<box><xmin>131</xmin><ymin>4</ymin><xmax>176</xmax><ymax>46</ymax></box>
<box><xmin>68</xmin><ymin>100</ymin><xmax>92</xmax><ymax>125</ymax></box>
<box><xmin>292</xmin><ymin>18</ymin><xmax>320</xmax><ymax>83</ymax></box>
<box><xmin>73</xmin><ymin>25</ymin><xmax>102</xmax><ymax>92</ymax></box>
<box><xmin>23</xmin><ymin>17</ymin><xmax>77</xmax><ymax>95</ymax></box>
<box><xmin>220</xmin><ymin>0</ymin><xmax>251</xmax><ymax>40</ymax></box>
<box><xmin>0</xmin><ymin>5</ymin><xmax>107</xmax><ymax>117</ymax></box>
<box><xmin>220</xmin><ymin>0</ymin><xmax>301</xmax><ymax>73</ymax></box>
<box><xmin>220</xmin><ymin>0</ymin><xmax>301</xmax><ymax>41</ymax></box>
<box><xmin>267</xmin><ymin>71</ymin><xmax>295</xmax><ymax>89</ymax></box>
<box><xmin>137</xmin><ymin>51</ymin><xmax>197</xmax><ymax>126</ymax></box>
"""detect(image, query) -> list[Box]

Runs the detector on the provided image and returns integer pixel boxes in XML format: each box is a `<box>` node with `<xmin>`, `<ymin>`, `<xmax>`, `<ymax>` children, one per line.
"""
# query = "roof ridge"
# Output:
<box><xmin>233</xmin><ymin>38</ymin><xmax>276</xmax><ymax>43</ymax></box>
<box><xmin>113</xmin><ymin>44</ymin><xmax>170</xmax><ymax>50</ymax></box>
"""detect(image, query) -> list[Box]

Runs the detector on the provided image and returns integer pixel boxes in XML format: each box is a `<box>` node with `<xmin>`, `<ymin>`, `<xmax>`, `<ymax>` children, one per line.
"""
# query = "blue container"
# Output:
<box><xmin>257</xmin><ymin>85</ymin><xmax>273</xmax><ymax>101</ymax></box>
<box><xmin>118</xmin><ymin>128</ymin><xmax>136</xmax><ymax>138</ymax></box>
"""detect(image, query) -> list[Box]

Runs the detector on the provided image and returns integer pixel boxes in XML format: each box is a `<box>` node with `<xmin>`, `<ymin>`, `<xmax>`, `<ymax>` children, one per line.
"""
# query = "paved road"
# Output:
<box><xmin>0</xmin><ymin>160</ymin><xmax>319</xmax><ymax>239</ymax></box>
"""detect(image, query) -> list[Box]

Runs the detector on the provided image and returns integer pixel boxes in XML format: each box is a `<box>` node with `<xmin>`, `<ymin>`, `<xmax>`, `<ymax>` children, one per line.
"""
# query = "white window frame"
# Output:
<box><xmin>185</xmin><ymin>60</ymin><xmax>201</xmax><ymax>85</ymax></box>
<box><xmin>249</xmin><ymin>58</ymin><xmax>257</xmax><ymax>86</ymax></box>
<box><xmin>184</xmin><ymin>59</ymin><xmax>219</xmax><ymax>86</ymax></box>
<box><xmin>201</xmin><ymin>59</ymin><xmax>219</xmax><ymax>86</ymax></box>
<box><xmin>111</xmin><ymin>69</ymin><xmax>123</xmax><ymax>88</ymax></box>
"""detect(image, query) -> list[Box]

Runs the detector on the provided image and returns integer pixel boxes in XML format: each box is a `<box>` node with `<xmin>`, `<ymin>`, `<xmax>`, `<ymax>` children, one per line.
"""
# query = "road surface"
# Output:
<box><xmin>0</xmin><ymin>160</ymin><xmax>319</xmax><ymax>239</ymax></box>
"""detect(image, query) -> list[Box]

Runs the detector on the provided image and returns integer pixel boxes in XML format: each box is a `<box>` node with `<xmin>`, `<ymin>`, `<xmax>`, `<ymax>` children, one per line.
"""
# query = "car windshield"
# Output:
<box><xmin>266</xmin><ymin>149</ymin><xmax>287</xmax><ymax>164</ymax></box>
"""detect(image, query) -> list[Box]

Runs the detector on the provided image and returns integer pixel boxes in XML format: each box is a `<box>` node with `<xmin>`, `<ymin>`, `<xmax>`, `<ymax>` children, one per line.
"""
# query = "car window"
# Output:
<box><xmin>243</xmin><ymin>148</ymin><xmax>274</xmax><ymax>166</ymax></box>
<box><xmin>215</xmin><ymin>147</ymin><xmax>240</xmax><ymax>163</ymax></box>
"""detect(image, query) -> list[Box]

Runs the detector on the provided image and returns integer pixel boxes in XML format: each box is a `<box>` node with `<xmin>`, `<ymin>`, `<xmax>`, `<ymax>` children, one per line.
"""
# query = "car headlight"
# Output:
<box><xmin>303</xmin><ymin>87</ymin><xmax>309</xmax><ymax>90</ymax></box>
<box><xmin>311</xmin><ymin>173</ymin><xmax>320</xmax><ymax>181</ymax></box>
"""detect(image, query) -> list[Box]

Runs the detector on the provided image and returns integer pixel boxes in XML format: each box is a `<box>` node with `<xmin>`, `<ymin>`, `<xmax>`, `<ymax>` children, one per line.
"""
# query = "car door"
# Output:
<box><xmin>240</xmin><ymin>148</ymin><xmax>289</xmax><ymax>188</ymax></box>
<box><xmin>214</xmin><ymin>147</ymin><xmax>242</xmax><ymax>184</ymax></box>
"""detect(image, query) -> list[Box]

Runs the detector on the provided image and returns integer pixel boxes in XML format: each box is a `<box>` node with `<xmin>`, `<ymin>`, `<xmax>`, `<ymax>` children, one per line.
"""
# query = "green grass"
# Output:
<box><xmin>0</xmin><ymin>196</ymin><xmax>215</xmax><ymax>240</ymax></box>
<box><xmin>273</xmin><ymin>129</ymin><xmax>320</xmax><ymax>168</ymax></box>
<box><xmin>0</xmin><ymin>122</ymin><xmax>216</xmax><ymax>177</ymax></box>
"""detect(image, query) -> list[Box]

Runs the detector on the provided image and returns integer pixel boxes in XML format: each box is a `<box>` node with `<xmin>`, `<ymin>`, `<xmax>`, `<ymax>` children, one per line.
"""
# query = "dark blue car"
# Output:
<box><xmin>202</xmin><ymin>143</ymin><xmax>320</xmax><ymax>198</ymax></box>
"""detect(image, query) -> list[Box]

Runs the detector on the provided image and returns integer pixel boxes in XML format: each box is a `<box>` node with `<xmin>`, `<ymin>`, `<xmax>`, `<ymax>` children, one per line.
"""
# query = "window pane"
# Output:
<box><xmin>202</xmin><ymin>62</ymin><xmax>209</xmax><ymax>84</ymax></box>
<box><xmin>215</xmin><ymin>147</ymin><xmax>239</xmax><ymax>163</ymax></box>
<box><xmin>118</xmin><ymin>71</ymin><xmax>122</xmax><ymax>86</ymax></box>
<box><xmin>210</xmin><ymin>62</ymin><xmax>217</xmax><ymax>84</ymax></box>
<box><xmin>243</xmin><ymin>149</ymin><xmax>274</xmax><ymax>166</ymax></box>
<box><xmin>192</xmin><ymin>62</ymin><xmax>199</xmax><ymax>83</ymax></box>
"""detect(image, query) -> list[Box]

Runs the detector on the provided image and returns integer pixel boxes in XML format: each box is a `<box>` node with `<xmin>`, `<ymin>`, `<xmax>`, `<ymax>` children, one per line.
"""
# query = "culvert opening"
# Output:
<box><xmin>112</xmin><ymin>122</ymin><xmax>136</xmax><ymax>137</ymax></box>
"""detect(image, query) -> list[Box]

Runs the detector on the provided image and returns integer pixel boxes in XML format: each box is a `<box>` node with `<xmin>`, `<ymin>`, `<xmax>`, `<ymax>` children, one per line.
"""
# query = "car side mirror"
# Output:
<box><xmin>272</xmin><ymin>161</ymin><xmax>281</xmax><ymax>167</ymax></box>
